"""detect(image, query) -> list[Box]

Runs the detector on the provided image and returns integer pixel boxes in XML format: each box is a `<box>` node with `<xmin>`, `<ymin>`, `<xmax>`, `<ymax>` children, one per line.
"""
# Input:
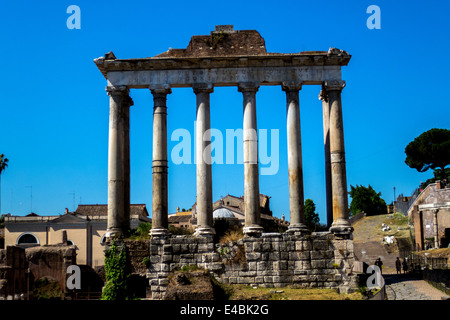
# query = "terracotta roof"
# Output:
<box><xmin>169</xmin><ymin>215</ymin><xmax>192</xmax><ymax>223</ymax></box>
<box><xmin>75</xmin><ymin>204</ymin><xmax>148</xmax><ymax>217</ymax></box>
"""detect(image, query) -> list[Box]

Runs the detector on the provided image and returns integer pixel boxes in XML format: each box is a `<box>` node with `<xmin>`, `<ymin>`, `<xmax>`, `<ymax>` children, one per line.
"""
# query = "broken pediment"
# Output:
<box><xmin>155</xmin><ymin>25</ymin><xmax>268</xmax><ymax>58</ymax></box>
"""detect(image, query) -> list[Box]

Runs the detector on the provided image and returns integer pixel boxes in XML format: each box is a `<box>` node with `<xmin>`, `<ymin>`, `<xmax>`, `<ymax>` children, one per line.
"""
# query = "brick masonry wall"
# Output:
<box><xmin>143</xmin><ymin>232</ymin><xmax>358</xmax><ymax>300</ymax></box>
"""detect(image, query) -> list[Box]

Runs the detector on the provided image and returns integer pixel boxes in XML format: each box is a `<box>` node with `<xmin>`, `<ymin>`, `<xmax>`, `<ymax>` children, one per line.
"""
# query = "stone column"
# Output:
<box><xmin>239</xmin><ymin>82</ymin><xmax>263</xmax><ymax>236</ymax></box>
<box><xmin>282</xmin><ymin>82</ymin><xmax>308</xmax><ymax>234</ymax></box>
<box><xmin>193</xmin><ymin>84</ymin><xmax>215</xmax><ymax>236</ymax></box>
<box><xmin>433</xmin><ymin>209</ymin><xmax>439</xmax><ymax>248</ymax></box>
<box><xmin>324</xmin><ymin>80</ymin><xmax>353</xmax><ymax>237</ymax></box>
<box><xmin>150</xmin><ymin>85</ymin><xmax>171</xmax><ymax>237</ymax></box>
<box><xmin>319</xmin><ymin>89</ymin><xmax>333</xmax><ymax>228</ymax></box>
<box><xmin>106</xmin><ymin>85</ymin><xmax>133</xmax><ymax>239</ymax></box>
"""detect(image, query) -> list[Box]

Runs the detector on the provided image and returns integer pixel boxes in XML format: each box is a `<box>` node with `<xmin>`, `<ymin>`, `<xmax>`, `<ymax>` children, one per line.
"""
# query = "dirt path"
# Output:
<box><xmin>352</xmin><ymin>214</ymin><xmax>400</xmax><ymax>273</ymax></box>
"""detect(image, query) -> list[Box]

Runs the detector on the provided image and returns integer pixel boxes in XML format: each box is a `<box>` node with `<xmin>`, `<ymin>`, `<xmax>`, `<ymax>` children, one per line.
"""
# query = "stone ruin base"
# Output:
<box><xmin>146</xmin><ymin>231</ymin><xmax>358</xmax><ymax>300</ymax></box>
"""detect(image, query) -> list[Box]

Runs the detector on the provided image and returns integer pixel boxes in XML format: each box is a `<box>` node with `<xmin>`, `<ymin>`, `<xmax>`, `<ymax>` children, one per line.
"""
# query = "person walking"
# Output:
<box><xmin>395</xmin><ymin>257</ymin><xmax>402</xmax><ymax>274</ymax></box>
<box><xmin>375</xmin><ymin>257</ymin><xmax>383</xmax><ymax>274</ymax></box>
<box><xmin>402</xmin><ymin>258</ymin><xmax>409</xmax><ymax>274</ymax></box>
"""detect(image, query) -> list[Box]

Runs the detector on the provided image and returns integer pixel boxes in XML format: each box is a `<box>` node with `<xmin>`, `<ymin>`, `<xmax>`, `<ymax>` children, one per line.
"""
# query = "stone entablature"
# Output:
<box><xmin>95</xmin><ymin>54</ymin><xmax>348</xmax><ymax>88</ymax></box>
<box><xmin>145</xmin><ymin>233</ymin><xmax>358</xmax><ymax>299</ymax></box>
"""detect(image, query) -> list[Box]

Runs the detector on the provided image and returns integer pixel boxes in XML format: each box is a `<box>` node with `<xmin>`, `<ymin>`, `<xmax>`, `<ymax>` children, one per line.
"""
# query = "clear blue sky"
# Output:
<box><xmin>1</xmin><ymin>1</ymin><xmax>449</xmax><ymax>224</ymax></box>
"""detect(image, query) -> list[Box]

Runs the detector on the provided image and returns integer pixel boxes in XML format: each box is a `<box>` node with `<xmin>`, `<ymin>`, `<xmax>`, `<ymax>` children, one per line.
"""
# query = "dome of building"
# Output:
<box><xmin>213</xmin><ymin>207</ymin><xmax>236</xmax><ymax>219</ymax></box>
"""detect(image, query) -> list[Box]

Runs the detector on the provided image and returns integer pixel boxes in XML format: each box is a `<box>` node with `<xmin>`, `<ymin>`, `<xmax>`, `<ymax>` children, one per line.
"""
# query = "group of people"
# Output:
<box><xmin>373</xmin><ymin>257</ymin><xmax>409</xmax><ymax>274</ymax></box>
<box><xmin>395</xmin><ymin>257</ymin><xmax>409</xmax><ymax>274</ymax></box>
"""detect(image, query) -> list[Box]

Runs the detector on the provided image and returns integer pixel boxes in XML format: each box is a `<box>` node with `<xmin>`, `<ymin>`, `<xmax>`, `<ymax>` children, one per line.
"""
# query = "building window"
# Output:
<box><xmin>16</xmin><ymin>233</ymin><xmax>39</xmax><ymax>245</ymax></box>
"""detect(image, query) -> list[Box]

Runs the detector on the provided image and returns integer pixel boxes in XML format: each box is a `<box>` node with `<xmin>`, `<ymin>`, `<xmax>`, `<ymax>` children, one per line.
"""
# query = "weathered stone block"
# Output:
<box><xmin>180</xmin><ymin>253</ymin><xmax>194</xmax><ymax>260</ymax></box>
<box><xmin>302</xmin><ymin>240</ymin><xmax>312</xmax><ymax>251</ymax></box>
<box><xmin>161</xmin><ymin>254</ymin><xmax>172</xmax><ymax>263</ymax></box>
<box><xmin>149</xmin><ymin>245</ymin><xmax>159</xmax><ymax>255</ymax></box>
<box><xmin>313</xmin><ymin>240</ymin><xmax>329</xmax><ymax>251</ymax></box>
<box><xmin>228</xmin><ymin>277</ymin><xmax>238</xmax><ymax>284</ymax></box>
<box><xmin>273</xmin><ymin>275</ymin><xmax>291</xmax><ymax>283</ymax></box>
<box><xmin>311</xmin><ymin>259</ymin><xmax>326</xmax><ymax>269</ymax></box>
<box><xmin>257</xmin><ymin>261</ymin><xmax>268</xmax><ymax>271</ymax></box>
<box><xmin>286</xmin><ymin>241</ymin><xmax>295</xmax><ymax>251</ymax></box>
<box><xmin>180</xmin><ymin>244</ymin><xmax>190</xmax><ymax>253</ymax></box>
<box><xmin>252</xmin><ymin>241</ymin><xmax>262</xmax><ymax>252</ymax></box>
<box><xmin>269</xmin><ymin>252</ymin><xmax>280</xmax><ymax>260</ymax></box>
<box><xmin>254</xmin><ymin>276</ymin><xmax>264</xmax><ymax>284</ymax></box>
<box><xmin>150</xmin><ymin>255</ymin><xmax>161</xmax><ymax>264</ymax></box>
<box><xmin>160</xmin><ymin>263</ymin><xmax>170</xmax><ymax>272</ymax></box>
<box><xmin>273</xmin><ymin>260</ymin><xmax>288</xmax><ymax>271</ymax></box>
<box><xmin>245</xmin><ymin>252</ymin><xmax>260</xmax><ymax>261</ymax></box>
<box><xmin>311</xmin><ymin>251</ymin><xmax>325</xmax><ymax>260</ymax></box>
<box><xmin>172</xmin><ymin>244</ymin><xmax>181</xmax><ymax>254</ymax></box>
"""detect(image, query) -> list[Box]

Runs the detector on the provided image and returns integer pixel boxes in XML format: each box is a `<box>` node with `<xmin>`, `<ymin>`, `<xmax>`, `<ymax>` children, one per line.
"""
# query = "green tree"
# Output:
<box><xmin>0</xmin><ymin>154</ymin><xmax>9</xmax><ymax>215</ymax></box>
<box><xmin>349</xmin><ymin>185</ymin><xmax>387</xmax><ymax>216</ymax></box>
<box><xmin>304</xmin><ymin>199</ymin><xmax>320</xmax><ymax>231</ymax></box>
<box><xmin>422</xmin><ymin>168</ymin><xmax>450</xmax><ymax>189</ymax></box>
<box><xmin>405</xmin><ymin>128</ymin><xmax>450</xmax><ymax>180</ymax></box>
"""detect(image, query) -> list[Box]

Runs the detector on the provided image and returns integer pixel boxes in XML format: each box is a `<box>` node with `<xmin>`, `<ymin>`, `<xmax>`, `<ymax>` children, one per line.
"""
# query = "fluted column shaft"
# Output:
<box><xmin>194</xmin><ymin>84</ymin><xmax>215</xmax><ymax>236</ymax></box>
<box><xmin>319</xmin><ymin>90</ymin><xmax>333</xmax><ymax>228</ymax></box>
<box><xmin>324</xmin><ymin>80</ymin><xmax>352</xmax><ymax>237</ymax></box>
<box><xmin>150</xmin><ymin>86</ymin><xmax>171</xmax><ymax>237</ymax></box>
<box><xmin>282</xmin><ymin>82</ymin><xmax>308</xmax><ymax>234</ymax></box>
<box><xmin>239</xmin><ymin>82</ymin><xmax>263</xmax><ymax>236</ymax></box>
<box><xmin>106</xmin><ymin>86</ymin><xmax>133</xmax><ymax>238</ymax></box>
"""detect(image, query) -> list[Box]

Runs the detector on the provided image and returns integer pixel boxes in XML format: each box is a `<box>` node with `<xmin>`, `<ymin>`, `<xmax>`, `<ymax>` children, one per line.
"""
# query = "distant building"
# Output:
<box><xmin>170</xmin><ymin>194</ymin><xmax>287</xmax><ymax>232</ymax></box>
<box><xmin>168</xmin><ymin>207</ymin><xmax>197</xmax><ymax>230</ymax></box>
<box><xmin>407</xmin><ymin>181</ymin><xmax>450</xmax><ymax>250</ymax></box>
<box><xmin>3</xmin><ymin>204</ymin><xmax>151</xmax><ymax>267</ymax></box>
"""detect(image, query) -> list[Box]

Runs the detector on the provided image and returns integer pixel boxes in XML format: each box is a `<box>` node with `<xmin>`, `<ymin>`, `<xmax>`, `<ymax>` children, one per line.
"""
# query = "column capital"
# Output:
<box><xmin>106</xmin><ymin>86</ymin><xmax>133</xmax><ymax>106</ymax></box>
<box><xmin>149</xmin><ymin>84</ymin><xmax>172</xmax><ymax>95</ymax></box>
<box><xmin>106</xmin><ymin>85</ymin><xmax>128</xmax><ymax>95</ymax></box>
<box><xmin>323</xmin><ymin>80</ymin><xmax>346</xmax><ymax>92</ymax></box>
<box><xmin>281</xmin><ymin>81</ymin><xmax>302</xmax><ymax>92</ymax></box>
<box><xmin>319</xmin><ymin>90</ymin><xmax>328</xmax><ymax>103</ymax></box>
<box><xmin>238</xmin><ymin>82</ymin><xmax>260</xmax><ymax>93</ymax></box>
<box><xmin>193</xmin><ymin>83</ymin><xmax>214</xmax><ymax>94</ymax></box>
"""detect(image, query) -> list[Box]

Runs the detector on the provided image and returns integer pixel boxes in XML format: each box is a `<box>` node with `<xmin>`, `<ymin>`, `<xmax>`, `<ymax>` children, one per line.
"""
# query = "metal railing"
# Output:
<box><xmin>407</xmin><ymin>253</ymin><xmax>448</xmax><ymax>270</ymax></box>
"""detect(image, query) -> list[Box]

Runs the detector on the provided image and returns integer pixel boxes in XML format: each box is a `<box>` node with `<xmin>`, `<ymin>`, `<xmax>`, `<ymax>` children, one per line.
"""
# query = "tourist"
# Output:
<box><xmin>402</xmin><ymin>258</ymin><xmax>409</xmax><ymax>274</ymax></box>
<box><xmin>375</xmin><ymin>257</ymin><xmax>383</xmax><ymax>274</ymax></box>
<box><xmin>395</xmin><ymin>257</ymin><xmax>402</xmax><ymax>274</ymax></box>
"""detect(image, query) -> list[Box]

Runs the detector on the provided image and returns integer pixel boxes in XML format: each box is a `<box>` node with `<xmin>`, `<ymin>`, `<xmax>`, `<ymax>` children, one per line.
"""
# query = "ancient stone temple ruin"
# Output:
<box><xmin>95</xmin><ymin>25</ymin><xmax>357</xmax><ymax>298</ymax></box>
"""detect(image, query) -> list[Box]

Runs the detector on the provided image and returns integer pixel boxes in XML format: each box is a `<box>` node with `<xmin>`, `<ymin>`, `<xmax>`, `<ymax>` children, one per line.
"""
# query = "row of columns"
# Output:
<box><xmin>105</xmin><ymin>81</ymin><xmax>352</xmax><ymax>240</ymax></box>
